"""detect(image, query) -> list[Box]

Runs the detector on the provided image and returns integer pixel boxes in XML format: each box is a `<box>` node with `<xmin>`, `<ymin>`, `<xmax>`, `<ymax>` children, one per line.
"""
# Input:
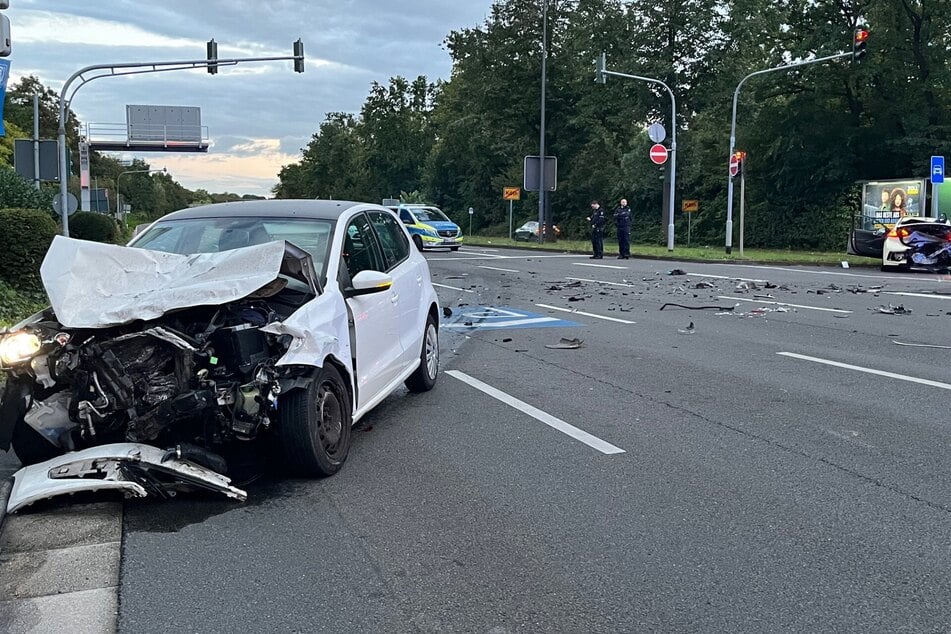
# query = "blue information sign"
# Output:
<box><xmin>931</xmin><ymin>156</ymin><xmax>945</xmax><ymax>184</ymax></box>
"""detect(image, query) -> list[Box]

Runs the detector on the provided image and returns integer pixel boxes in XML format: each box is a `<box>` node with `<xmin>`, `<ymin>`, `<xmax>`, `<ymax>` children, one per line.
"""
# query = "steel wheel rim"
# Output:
<box><xmin>425</xmin><ymin>323</ymin><xmax>438</xmax><ymax>379</ymax></box>
<box><xmin>316</xmin><ymin>382</ymin><xmax>344</xmax><ymax>458</ymax></box>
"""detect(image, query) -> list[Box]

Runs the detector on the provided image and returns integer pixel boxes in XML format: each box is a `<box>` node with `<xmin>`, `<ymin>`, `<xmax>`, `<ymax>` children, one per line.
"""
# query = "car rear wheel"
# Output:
<box><xmin>278</xmin><ymin>365</ymin><xmax>352</xmax><ymax>477</ymax></box>
<box><xmin>413</xmin><ymin>235</ymin><xmax>424</xmax><ymax>251</ymax></box>
<box><xmin>405</xmin><ymin>315</ymin><xmax>438</xmax><ymax>393</ymax></box>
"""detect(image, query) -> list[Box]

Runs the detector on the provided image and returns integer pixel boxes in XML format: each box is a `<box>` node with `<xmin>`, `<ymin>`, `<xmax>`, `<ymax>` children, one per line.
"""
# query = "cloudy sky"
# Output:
<box><xmin>7</xmin><ymin>0</ymin><xmax>496</xmax><ymax>195</ymax></box>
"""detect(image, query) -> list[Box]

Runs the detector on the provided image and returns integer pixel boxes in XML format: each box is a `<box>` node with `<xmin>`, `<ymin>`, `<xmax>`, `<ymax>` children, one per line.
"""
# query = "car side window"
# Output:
<box><xmin>343</xmin><ymin>214</ymin><xmax>384</xmax><ymax>280</ymax></box>
<box><xmin>369</xmin><ymin>211</ymin><xmax>411</xmax><ymax>271</ymax></box>
<box><xmin>399</xmin><ymin>210</ymin><xmax>414</xmax><ymax>225</ymax></box>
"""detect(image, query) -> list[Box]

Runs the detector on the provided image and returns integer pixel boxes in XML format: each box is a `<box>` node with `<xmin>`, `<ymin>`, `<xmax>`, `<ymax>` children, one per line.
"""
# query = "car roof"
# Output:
<box><xmin>157</xmin><ymin>199</ymin><xmax>379</xmax><ymax>222</ymax></box>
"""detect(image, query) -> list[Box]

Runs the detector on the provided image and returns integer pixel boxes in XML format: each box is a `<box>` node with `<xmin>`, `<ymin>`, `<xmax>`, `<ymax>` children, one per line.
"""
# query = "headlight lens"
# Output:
<box><xmin>0</xmin><ymin>331</ymin><xmax>42</xmax><ymax>366</ymax></box>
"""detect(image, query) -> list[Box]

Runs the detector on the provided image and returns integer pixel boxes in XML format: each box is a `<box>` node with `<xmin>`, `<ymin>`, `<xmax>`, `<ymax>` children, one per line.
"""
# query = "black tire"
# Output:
<box><xmin>412</xmin><ymin>235</ymin><xmax>424</xmax><ymax>251</ymax></box>
<box><xmin>405</xmin><ymin>314</ymin><xmax>439</xmax><ymax>393</ymax></box>
<box><xmin>11</xmin><ymin>419</ymin><xmax>60</xmax><ymax>466</ymax></box>
<box><xmin>277</xmin><ymin>365</ymin><xmax>352</xmax><ymax>477</ymax></box>
<box><xmin>450</xmin><ymin>246</ymin><xmax>460</xmax><ymax>252</ymax></box>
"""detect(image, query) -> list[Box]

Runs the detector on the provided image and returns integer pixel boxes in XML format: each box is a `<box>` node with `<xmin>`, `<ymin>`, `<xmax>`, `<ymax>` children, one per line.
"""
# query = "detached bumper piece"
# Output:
<box><xmin>7</xmin><ymin>443</ymin><xmax>247</xmax><ymax>513</ymax></box>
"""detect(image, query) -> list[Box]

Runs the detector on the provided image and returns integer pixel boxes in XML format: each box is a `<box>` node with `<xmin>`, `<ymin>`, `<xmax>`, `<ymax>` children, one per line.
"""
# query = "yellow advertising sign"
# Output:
<box><xmin>682</xmin><ymin>199</ymin><xmax>699</xmax><ymax>213</ymax></box>
<box><xmin>503</xmin><ymin>187</ymin><xmax>521</xmax><ymax>201</ymax></box>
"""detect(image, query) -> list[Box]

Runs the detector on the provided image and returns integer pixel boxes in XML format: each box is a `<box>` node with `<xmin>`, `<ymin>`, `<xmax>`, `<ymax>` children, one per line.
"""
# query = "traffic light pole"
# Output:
<box><xmin>57</xmin><ymin>51</ymin><xmax>303</xmax><ymax>236</ymax></box>
<box><xmin>725</xmin><ymin>51</ymin><xmax>851</xmax><ymax>254</ymax></box>
<box><xmin>600</xmin><ymin>67</ymin><xmax>677</xmax><ymax>252</ymax></box>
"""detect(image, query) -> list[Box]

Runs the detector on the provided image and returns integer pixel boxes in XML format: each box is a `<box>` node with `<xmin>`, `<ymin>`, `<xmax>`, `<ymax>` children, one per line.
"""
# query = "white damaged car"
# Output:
<box><xmin>0</xmin><ymin>200</ymin><xmax>441</xmax><ymax>511</ymax></box>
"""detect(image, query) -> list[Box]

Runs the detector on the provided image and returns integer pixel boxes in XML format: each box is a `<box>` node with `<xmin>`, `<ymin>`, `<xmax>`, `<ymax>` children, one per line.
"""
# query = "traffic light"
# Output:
<box><xmin>595</xmin><ymin>52</ymin><xmax>607</xmax><ymax>84</ymax></box>
<box><xmin>206</xmin><ymin>39</ymin><xmax>218</xmax><ymax>75</ymax></box>
<box><xmin>293</xmin><ymin>39</ymin><xmax>304</xmax><ymax>73</ymax></box>
<box><xmin>734</xmin><ymin>151</ymin><xmax>747</xmax><ymax>175</ymax></box>
<box><xmin>852</xmin><ymin>27</ymin><xmax>869</xmax><ymax>64</ymax></box>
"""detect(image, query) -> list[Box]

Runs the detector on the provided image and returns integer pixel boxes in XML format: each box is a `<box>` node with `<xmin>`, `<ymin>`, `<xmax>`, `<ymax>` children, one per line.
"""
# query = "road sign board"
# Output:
<box><xmin>729</xmin><ymin>154</ymin><xmax>740</xmax><ymax>177</ymax></box>
<box><xmin>442</xmin><ymin>306</ymin><xmax>580</xmax><ymax>331</ymax></box>
<box><xmin>648</xmin><ymin>123</ymin><xmax>666</xmax><ymax>143</ymax></box>
<box><xmin>523</xmin><ymin>155</ymin><xmax>558</xmax><ymax>192</ymax></box>
<box><xmin>14</xmin><ymin>139</ymin><xmax>61</xmax><ymax>181</ymax></box>
<box><xmin>649</xmin><ymin>144</ymin><xmax>668</xmax><ymax>165</ymax></box>
<box><xmin>932</xmin><ymin>156</ymin><xmax>945</xmax><ymax>184</ymax></box>
<box><xmin>682</xmin><ymin>199</ymin><xmax>699</xmax><ymax>213</ymax></box>
<box><xmin>52</xmin><ymin>193</ymin><xmax>78</xmax><ymax>216</ymax></box>
<box><xmin>503</xmin><ymin>187</ymin><xmax>521</xmax><ymax>201</ymax></box>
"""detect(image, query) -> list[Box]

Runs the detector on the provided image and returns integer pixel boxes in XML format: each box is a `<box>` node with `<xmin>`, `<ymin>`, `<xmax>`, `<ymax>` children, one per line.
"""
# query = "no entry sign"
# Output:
<box><xmin>649</xmin><ymin>143</ymin><xmax>668</xmax><ymax>165</ymax></box>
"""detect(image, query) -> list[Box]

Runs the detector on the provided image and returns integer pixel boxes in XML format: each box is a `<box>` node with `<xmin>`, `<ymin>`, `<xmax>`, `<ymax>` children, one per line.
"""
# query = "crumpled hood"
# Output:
<box><xmin>40</xmin><ymin>236</ymin><xmax>288</xmax><ymax>329</ymax></box>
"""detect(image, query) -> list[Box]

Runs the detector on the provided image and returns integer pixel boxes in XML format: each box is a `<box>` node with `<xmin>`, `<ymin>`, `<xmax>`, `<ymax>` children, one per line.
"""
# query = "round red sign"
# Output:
<box><xmin>649</xmin><ymin>143</ymin><xmax>668</xmax><ymax>165</ymax></box>
<box><xmin>729</xmin><ymin>155</ymin><xmax>739</xmax><ymax>177</ymax></box>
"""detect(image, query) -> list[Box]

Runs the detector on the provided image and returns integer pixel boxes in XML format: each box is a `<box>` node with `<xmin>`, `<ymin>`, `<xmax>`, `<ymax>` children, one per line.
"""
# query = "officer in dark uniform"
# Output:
<box><xmin>587</xmin><ymin>200</ymin><xmax>606</xmax><ymax>259</ymax></box>
<box><xmin>614</xmin><ymin>198</ymin><xmax>632</xmax><ymax>259</ymax></box>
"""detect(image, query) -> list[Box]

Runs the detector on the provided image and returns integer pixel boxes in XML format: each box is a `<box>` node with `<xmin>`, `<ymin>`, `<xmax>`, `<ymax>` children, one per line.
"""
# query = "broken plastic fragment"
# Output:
<box><xmin>545</xmin><ymin>337</ymin><xmax>584</xmax><ymax>350</ymax></box>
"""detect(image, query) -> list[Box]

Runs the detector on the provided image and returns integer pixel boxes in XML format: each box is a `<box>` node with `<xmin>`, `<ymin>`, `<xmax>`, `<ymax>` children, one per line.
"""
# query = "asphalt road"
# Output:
<box><xmin>109</xmin><ymin>247</ymin><xmax>951</xmax><ymax>631</ymax></box>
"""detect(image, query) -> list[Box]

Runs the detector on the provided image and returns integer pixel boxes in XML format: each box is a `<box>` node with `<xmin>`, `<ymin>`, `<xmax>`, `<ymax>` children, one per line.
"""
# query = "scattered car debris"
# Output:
<box><xmin>892</xmin><ymin>340</ymin><xmax>951</xmax><ymax>349</ymax></box>
<box><xmin>568</xmin><ymin>296</ymin><xmax>586</xmax><ymax>302</ymax></box>
<box><xmin>841</xmin><ymin>261</ymin><xmax>850</xmax><ymax>268</ymax></box>
<box><xmin>668</xmin><ymin>269</ymin><xmax>687</xmax><ymax>276</ymax></box>
<box><xmin>660</xmin><ymin>303</ymin><xmax>735</xmax><ymax>311</ymax></box>
<box><xmin>753</xmin><ymin>294</ymin><xmax>774</xmax><ymax>299</ymax></box>
<box><xmin>874</xmin><ymin>304</ymin><xmax>912</xmax><ymax>315</ymax></box>
<box><xmin>693</xmin><ymin>281</ymin><xmax>717</xmax><ymax>290</ymax></box>
<box><xmin>502</xmin><ymin>338</ymin><xmax>513</xmax><ymax>343</ymax></box>
<box><xmin>677</xmin><ymin>322</ymin><xmax>696</xmax><ymax>335</ymax></box>
<box><xmin>545</xmin><ymin>337</ymin><xmax>584</xmax><ymax>350</ymax></box>
<box><xmin>443</xmin><ymin>306</ymin><xmax>453</xmax><ymax>318</ymax></box>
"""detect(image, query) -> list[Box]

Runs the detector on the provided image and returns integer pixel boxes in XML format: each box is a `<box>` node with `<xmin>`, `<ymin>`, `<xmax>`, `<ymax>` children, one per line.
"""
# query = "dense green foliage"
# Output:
<box><xmin>276</xmin><ymin>0</ymin><xmax>950</xmax><ymax>249</ymax></box>
<box><xmin>0</xmin><ymin>208</ymin><xmax>59</xmax><ymax>291</ymax></box>
<box><xmin>69</xmin><ymin>211</ymin><xmax>119</xmax><ymax>243</ymax></box>
<box><xmin>0</xmin><ymin>167</ymin><xmax>55</xmax><ymax>212</ymax></box>
<box><xmin>0</xmin><ymin>280</ymin><xmax>47</xmax><ymax>328</ymax></box>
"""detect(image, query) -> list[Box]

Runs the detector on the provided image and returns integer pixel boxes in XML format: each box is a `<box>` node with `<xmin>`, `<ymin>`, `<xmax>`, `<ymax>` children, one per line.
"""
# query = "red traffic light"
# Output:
<box><xmin>854</xmin><ymin>29</ymin><xmax>869</xmax><ymax>43</ymax></box>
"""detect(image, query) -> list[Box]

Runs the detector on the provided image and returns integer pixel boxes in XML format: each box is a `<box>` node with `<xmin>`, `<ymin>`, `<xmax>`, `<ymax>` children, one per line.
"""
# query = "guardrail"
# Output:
<box><xmin>84</xmin><ymin>122</ymin><xmax>209</xmax><ymax>148</ymax></box>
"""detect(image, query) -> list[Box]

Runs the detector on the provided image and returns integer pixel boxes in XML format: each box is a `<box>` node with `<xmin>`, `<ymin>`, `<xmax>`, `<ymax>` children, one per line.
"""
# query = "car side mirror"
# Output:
<box><xmin>345</xmin><ymin>270</ymin><xmax>394</xmax><ymax>298</ymax></box>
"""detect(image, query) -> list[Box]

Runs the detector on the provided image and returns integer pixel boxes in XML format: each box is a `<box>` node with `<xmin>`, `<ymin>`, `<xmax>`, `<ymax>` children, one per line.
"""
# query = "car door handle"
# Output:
<box><xmin>390</xmin><ymin>294</ymin><xmax>400</xmax><ymax>304</ymax></box>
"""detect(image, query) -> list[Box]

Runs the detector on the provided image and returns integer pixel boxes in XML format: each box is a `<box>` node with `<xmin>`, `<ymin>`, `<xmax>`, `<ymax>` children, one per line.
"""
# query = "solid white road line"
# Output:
<box><xmin>777</xmin><ymin>352</ymin><xmax>951</xmax><ymax>391</ymax></box>
<box><xmin>884</xmin><ymin>291</ymin><xmax>951</xmax><ymax>300</ymax></box>
<box><xmin>446</xmin><ymin>370</ymin><xmax>625</xmax><ymax>455</ymax></box>
<box><xmin>478</xmin><ymin>265</ymin><xmax>520</xmax><ymax>273</ymax></box>
<box><xmin>428</xmin><ymin>254</ymin><xmax>577</xmax><ymax>262</ymax></box>
<box><xmin>566</xmin><ymin>276</ymin><xmax>639</xmax><ymax>288</ymax></box>
<box><xmin>730</xmin><ymin>263</ymin><xmax>945</xmax><ymax>283</ymax></box>
<box><xmin>574</xmin><ymin>262</ymin><xmax>628</xmax><ymax>270</ymax></box>
<box><xmin>687</xmin><ymin>272</ymin><xmax>769</xmax><ymax>283</ymax></box>
<box><xmin>535</xmin><ymin>303</ymin><xmax>636</xmax><ymax>324</ymax></box>
<box><xmin>443</xmin><ymin>317</ymin><xmax>560</xmax><ymax>329</ymax></box>
<box><xmin>433</xmin><ymin>282</ymin><xmax>476</xmax><ymax>293</ymax></box>
<box><xmin>718</xmin><ymin>295</ymin><xmax>853</xmax><ymax>314</ymax></box>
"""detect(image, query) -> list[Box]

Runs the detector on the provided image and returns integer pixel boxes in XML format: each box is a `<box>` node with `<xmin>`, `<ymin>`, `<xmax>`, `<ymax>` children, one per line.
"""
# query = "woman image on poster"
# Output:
<box><xmin>889</xmin><ymin>188</ymin><xmax>908</xmax><ymax>217</ymax></box>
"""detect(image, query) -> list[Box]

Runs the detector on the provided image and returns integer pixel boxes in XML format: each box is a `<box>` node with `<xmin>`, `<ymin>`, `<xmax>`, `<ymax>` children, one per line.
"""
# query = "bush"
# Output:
<box><xmin>0</xmin><ymin>208</ymin><xmax>59</xmax><ymax>291</ymax></box>
<box><xmin>0</xmin><ymin>280</ymin><xmax>47</xmax><ymax>328</ymax></box>
<box><xmin>0</xmin><ymin>167</ymin><xmax>55</xmax><ymax>212</ymax></box>
<box><xmin>69</xmin><ymin>211</ymin><xmax>118</xmax><ymax>244</ymax></box>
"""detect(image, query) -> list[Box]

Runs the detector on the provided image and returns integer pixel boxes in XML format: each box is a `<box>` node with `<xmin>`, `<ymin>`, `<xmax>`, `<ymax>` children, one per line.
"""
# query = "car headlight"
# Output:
<box><xmin>0</xmin><ymin>331</ymin><xmax>42</xmax><ymax>366</ymax></box>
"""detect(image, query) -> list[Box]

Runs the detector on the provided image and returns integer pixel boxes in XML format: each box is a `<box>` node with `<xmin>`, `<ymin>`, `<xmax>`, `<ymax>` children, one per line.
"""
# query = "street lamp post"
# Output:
<box><xmin>597</xmin><ymin>55</ymin><xmax>678</xmax><ymax>251</ymax></box>
<box><xmin>537</xmin><ymin>0</ymin><xmax>549</xmax><ymax>242</ymax></box>
<box><xmin>57</xmin><ymin>47</ymin><xmax>305</xmax><ymax>236</ymax></box>
<box><xmin>116</xmin><ymin>167</ymin><xmax>166</xmax><ymax>220</ymax></box>
<box><xmin>724</xmin><ymin>51</ymin><xmax>852</xmax><ymax>254</ymax></box>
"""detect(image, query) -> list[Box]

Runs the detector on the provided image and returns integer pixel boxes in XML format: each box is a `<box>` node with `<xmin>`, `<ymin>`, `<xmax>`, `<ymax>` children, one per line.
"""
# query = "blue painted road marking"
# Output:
<box><xmin>443</xmin><ymin>306</ymin><xmax>580</xmax><ymax>330</ymax></box>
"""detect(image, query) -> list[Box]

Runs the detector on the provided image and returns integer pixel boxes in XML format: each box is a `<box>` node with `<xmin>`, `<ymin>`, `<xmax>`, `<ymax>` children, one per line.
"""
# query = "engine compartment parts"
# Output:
<box><xmin>7</xmin><ymin>443</ymin><xmax>247</xmax><ymax>513</ymax></box>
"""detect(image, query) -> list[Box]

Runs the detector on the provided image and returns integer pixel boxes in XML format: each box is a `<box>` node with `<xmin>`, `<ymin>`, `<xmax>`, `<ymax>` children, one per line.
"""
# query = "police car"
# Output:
<box><xmin>387</xmin><ymin>204</ymin><xmax>463</xmax><ymax>252</ymax></box>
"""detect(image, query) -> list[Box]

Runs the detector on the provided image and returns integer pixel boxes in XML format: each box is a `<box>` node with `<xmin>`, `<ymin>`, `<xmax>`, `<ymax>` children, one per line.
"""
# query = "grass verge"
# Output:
<box><xmin>465</xmin><ymin>236</ymin><xmax>875</xmax><ymax>267</ymax></box>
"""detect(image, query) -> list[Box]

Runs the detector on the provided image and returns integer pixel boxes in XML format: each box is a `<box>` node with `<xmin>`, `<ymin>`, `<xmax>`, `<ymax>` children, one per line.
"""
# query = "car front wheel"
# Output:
<box><xmin>405</xmin><ymin>315</ymin><xmax>438</xmax><ymax>393</ymax></box>
<box><xmin>278</xmin><ymin>365</ymin><xmax>352</xmax><ymax>476</ymax></box>
<box><xmin>413</xmin><ymin>235</ymin><xmax>424</xmax><ymax>251</ymax></box>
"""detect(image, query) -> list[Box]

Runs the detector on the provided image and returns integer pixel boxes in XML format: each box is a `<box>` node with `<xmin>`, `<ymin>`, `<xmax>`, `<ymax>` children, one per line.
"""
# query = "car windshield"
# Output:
<box><xmin>131</xmin><ymin>216</ymin><xmax>335</xmax><ymax>287</ymax></box>
<box><xmin>409</xmin><ymin>207</ymin><xmax>451</xmax><ymax>223</ymax></box>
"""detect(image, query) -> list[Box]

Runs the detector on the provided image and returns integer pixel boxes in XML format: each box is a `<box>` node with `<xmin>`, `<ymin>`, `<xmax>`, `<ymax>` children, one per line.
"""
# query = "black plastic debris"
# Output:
<box><xmin>545</xmin><ymin>337</ymin><xmax>584</xmax><ymax>350</ymax></box>
<box><xmin>568</xmin><ymin>296</ymin><xmax>586</xmax><ymax>302</ymax></box>
<box><xmin>502</xmin><ymin>337</ymin><xmax>513</xmax><ymax>343</ymax></box>
<box><xmin>677</xmin><ymin>322</ymin><xmax>696</xmax><ymax>335</ymax></box>
<box><xmin>668</xmin><ymin>269</ymin><xmax>687</xmax><ymax>276</ymax></box>
<box><xmin>660</xmin><ymin>302</ymin><xmax>735</xmax><ymax>311</ymax></box>
<box><xmin>874</xmin><ymin>304</ymin><xmax>912</xmax><ymax>315</ymax></box>
<box><xmin>442</xmin><ymin>307</ymin><xmax>453</xmax><ymax>318</ymax></box>
<box><xmin>693</xmin><ymin>281</ymin><xmax>716</xmax><ymax>290</ymax></box>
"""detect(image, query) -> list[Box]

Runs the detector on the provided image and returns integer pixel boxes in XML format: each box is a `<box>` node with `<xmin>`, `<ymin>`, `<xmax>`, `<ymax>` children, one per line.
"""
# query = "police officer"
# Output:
<box><xmin>614</xmin><ymin>198</ymin><xmax>631</xmax><ymax>259</ymax></box>
<box><xmin>587</xmin><ymin>200</ymin><xmax>606</xmax><ymax>259</ymax></box>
